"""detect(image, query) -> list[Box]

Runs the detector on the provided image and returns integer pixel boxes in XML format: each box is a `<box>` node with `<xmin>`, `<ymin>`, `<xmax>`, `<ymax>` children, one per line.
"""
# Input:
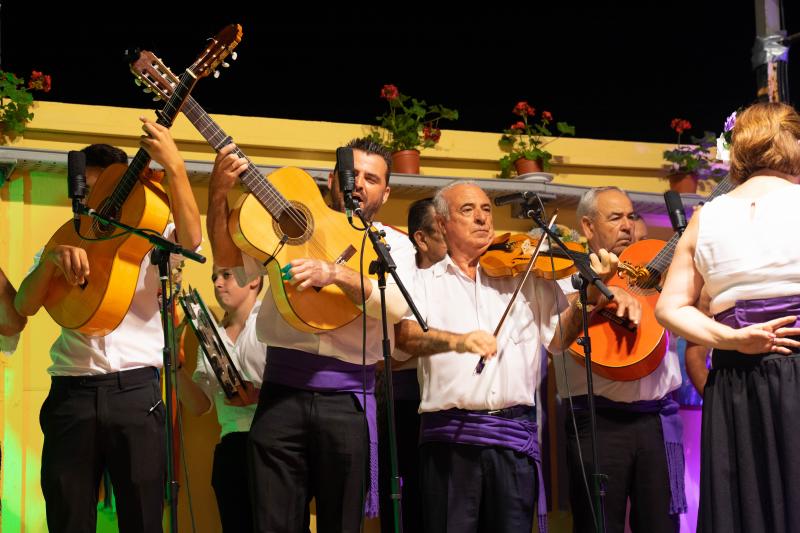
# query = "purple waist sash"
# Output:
<box><xmin>391</xmin><ymin>368</ymin><xmax>420</xmax><ymax>402</ymax></box>
<box><xmin>265</xmin><ymin>347</ymin><xmax>379</xmax><ymax>518</ymax></box>
<box><xmin>570</xmin><ymin>395</ymin><xmax>686</xmax><ymax>515</ymax></box>
<box><xmin>714</xmin><ymin>294</ymin><xmax>800</xmax><ymax>329</ymax></box>
<box><xmin>419</xmin><ymin>408</ymin><xmax>547</xmax><ymax>533</ymax></box>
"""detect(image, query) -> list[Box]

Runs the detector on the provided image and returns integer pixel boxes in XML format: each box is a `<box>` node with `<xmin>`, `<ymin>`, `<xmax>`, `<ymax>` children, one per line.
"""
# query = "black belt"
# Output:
<box><xmin>472</xmin><ymin>405</ymin><xmax>534</xmax><ymax>419</ymax></box>
<box><xmin>51</xmin><ymin>366</ymin><xmax>159</xmax><ymax>388</ymax></box>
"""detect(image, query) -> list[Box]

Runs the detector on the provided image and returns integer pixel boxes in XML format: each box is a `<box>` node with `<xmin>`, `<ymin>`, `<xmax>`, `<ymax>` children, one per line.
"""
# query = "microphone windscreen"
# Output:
<box><xmin>68</xmin><ymin>150</ymin><xmax>86</xmax><ymax>179</ymax></box>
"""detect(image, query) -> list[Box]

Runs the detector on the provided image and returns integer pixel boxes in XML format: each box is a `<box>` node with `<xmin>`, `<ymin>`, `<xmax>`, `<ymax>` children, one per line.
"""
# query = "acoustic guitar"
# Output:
<box><xmin>130</xmin><ymin>52</ymin><xmax>379</xmax><ymax>333</ymax></box>
<box><xmin>569</xmin><ymin>177</ymin><xmax>736</xmax><ymax>380</ymax></box>
<box><xmin>43</xmin><ymin>25</ymin><xmax>242</xmax><ymax>335</ymax></box>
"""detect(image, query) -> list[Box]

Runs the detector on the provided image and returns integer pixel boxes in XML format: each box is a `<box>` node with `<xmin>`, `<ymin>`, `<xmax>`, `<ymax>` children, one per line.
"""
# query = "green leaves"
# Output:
<box><xmin>0</xmin><ymin>71</ymin><xmax>36</xmax><ymax>135</ymax></box>
<box><xmin>371</xmin><ymin>87</ymin><xmax>458</xmax><ymax>152</ymax></box>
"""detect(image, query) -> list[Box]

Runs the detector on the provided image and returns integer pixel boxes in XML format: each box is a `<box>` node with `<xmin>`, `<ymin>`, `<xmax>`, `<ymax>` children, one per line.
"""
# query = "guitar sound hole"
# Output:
<box><xmin>272</xmin><ymin>203</ymin><xmax>313</xmax><ymax>245</ymax></box>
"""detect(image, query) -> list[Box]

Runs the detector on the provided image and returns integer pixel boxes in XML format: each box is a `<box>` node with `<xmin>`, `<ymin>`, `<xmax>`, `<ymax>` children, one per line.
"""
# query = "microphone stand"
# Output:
<box><xmin>75</xmin><ymin>204</ymin><xmax>205</xmax><ymax>533</ymax></box>
<box><xmin>523</xmin><ymin>199</ymin><xmax>609</xmax><ymax>533</ymax></box>
<box><xmin>354</xmin><ymin>208</ymin><xmax>427</xmax><ymax>533</ymax></box>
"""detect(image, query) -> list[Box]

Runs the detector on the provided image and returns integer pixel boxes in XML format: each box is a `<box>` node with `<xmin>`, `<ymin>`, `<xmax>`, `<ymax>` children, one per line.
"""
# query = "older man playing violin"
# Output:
<box><xmin>395</xmin><ymin>182</ymin><xmax>640</xmax><ymax>533</ymax></box>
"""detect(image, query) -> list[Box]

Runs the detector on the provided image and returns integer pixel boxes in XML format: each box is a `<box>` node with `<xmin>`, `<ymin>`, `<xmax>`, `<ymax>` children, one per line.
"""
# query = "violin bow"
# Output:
<box><xmin>475</xmin><ymin>212</ymin><xmax>558</xmax><ymax>374</ymax></box>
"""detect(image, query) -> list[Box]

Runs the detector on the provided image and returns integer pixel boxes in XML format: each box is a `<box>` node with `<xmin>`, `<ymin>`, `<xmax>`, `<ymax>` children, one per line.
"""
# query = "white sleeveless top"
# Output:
<box><xmin>694</xmin><ymin>185</ymin><xmax>800</xmax><ymax>315</ymax></box>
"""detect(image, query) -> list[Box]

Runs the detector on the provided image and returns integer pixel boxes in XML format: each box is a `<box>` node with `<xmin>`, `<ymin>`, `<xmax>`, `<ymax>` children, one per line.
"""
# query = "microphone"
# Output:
<box><xmin>494</xmin><ymin>190</ymin><xmax>537</xmax><ymax>206</ymax></box>
<box><xmin>663</xmin><ymin>191</ymin><xmax>687</xmax><ymax>235</ymax></box>
<box><xmin>336</xmin><ymin>147</ymin><xmax>357</xmax><ymax>219</ymax></box>
<box><xmin>67</xmin><ymin>151</ymin><xmax>87</xmax><ymax>234</ymax></box>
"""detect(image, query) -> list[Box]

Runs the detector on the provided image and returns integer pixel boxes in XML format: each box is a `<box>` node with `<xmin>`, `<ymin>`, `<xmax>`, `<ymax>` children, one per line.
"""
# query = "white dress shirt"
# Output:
<box><xmin>551</xmin><ymin>278</ymin><xmax>682</xmax><ymax>402</ymax></box>
<box><xmin>43</xmin><ymin>223</ymin><xmax>189</xmax><ymax>375</ymax></box>
<box><xmin>238</xmin><ymin>223</ymin><xmax>418</xmax><ymax>365</ymax></box>
<box><xmin>192</xmin><ymin>301</ymin><xmax>267</xmax><ymax>439</ymax></box>
<box><xmin>407</xmin><ymin>254</ymin><xmax>567</xmax><ymax>413</ymax></box>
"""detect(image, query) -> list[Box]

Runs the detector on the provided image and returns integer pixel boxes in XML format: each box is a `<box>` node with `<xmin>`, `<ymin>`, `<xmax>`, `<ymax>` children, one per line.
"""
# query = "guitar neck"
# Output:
<box><xmin>646</xmin><ymin>176</ymin><xmax>737</xmax><ymax>273</ymax></box>
<box><xmin>179</xmin><ymin>97</ymin><xmax>290</xmax><ymax>220</ymax></box>
<box><xmin>108</xmin><ymin>70</ymin><xmax>199</xmax><ymax>213</ymax></box>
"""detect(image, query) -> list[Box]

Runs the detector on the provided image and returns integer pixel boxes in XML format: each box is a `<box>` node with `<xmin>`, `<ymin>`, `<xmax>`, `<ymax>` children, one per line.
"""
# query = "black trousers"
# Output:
<box><xmin>212</xmin><ymin>431</ymin><xmax>254</xmax><ymax>533</ymax></box>
<box><xmin>565</xmin><ymin>400</ymin><xmax>678</xmax><ymax>533</ymax></box>
<box><xmin>248</xmin><ymin>382</ymin><xmax>368</xmax><ymax>533</ymax></box>
<box><xmin>419</xmin><ymin>411</ymin><xmax>538</xmax><ymax>533</ymax></box>
<box><xmin>40</xmin><ymin>367</ymin><xmax>165</xmax><ymax>533</ymax></box>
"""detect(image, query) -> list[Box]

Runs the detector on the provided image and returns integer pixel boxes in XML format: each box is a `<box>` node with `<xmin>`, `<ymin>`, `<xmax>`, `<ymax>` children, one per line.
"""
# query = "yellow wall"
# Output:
<box><xmin>1</xmin><ymin>101</ymin><xmax>685</xmax><ymax>532</ymax></box>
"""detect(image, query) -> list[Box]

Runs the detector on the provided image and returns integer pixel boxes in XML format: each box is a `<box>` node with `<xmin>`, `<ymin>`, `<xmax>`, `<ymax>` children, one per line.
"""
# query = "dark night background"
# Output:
<box><xmin>2</xmin><ymin>2</ymin><xmax>798</xmax><ymax>144</ymax></box>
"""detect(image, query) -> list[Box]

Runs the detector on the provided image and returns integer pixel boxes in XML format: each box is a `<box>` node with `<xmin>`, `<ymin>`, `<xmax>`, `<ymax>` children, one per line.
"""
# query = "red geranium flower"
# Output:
<box><xmin>422</xmin><ymin>126</ymin><xmax>441</xmax><ymax>143</ymax></box>
<box><xmin>380</xmin><ymin>84</ymin><xmax>399</xmax><ymax>101</ymax></box>
<box><xmin>27</xmin><ymin>70</ymin><xmax>52</xmax><ymax>93</ymax></box>
<box><xmin>513</xmin><ymin>101</ymin><xmax>535</xmax><ymax>117</ymax></box>
<box><xmin>541</xmin><ymin>111</ymin><xmax>553</xmax><ymax>122</ymax></box>
<box><xmin>670</xmin><ymin>118</ymin><xmax>692</xmax><ymax>135</ymax></box>
<box><xmin>510</xmin><ymin>121</ymin><xmax>526</xmax><ymax>131</ymax></box>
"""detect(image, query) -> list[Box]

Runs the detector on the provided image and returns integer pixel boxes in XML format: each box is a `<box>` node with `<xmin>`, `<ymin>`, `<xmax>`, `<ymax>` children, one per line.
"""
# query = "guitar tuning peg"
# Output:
<box><xmin>222</xmin><ymin>62</ymin><xmax>230</xmax><ymax>68</ymax></box>
<box><xmin>231</xmin><ymin>52</ymin><xmax>238</xmax><ymax>61</ymax></box>
<box><xmin>152</xmin><ymin>96</ymin><xmax>160</xmax><ymax>101</ymax></box>
<box><xmin>134</xmin><ymin>79</ymin><xmax>141</xmax><ymax>86</ymax></box>
<box><xmin>213</xmin><ymin>70</ymin><xmax>220</xmax><ymax>79</ymax></box>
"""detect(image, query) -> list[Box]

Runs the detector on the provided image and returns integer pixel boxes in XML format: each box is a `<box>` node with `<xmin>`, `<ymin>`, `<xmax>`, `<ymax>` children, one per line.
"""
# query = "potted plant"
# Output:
<box><xmin>368</xmin><ymin>84</ymin><xmax>458</xmax><ymax>174</ymax></box>
<box><xmin>663</xmin><ymin>118</ymin><xmax>728</xmax><ymax>193</ymax></box>
<box><xmin>0</xmin><ymin>70</ymin><xmax>51</xmax><ymax>140</ymax></box>
<box><xmin>498</xmin><ymin>101</ymin><xmax>575</xmax><ymax>178</ymax></box>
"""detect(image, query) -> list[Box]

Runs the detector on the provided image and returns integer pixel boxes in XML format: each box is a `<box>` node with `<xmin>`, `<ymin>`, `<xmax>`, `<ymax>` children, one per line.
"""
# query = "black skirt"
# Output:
<box><xmin>699</xmin><ymin>350</ymin><xmax>800</xmax><ymax>533</ymax></box>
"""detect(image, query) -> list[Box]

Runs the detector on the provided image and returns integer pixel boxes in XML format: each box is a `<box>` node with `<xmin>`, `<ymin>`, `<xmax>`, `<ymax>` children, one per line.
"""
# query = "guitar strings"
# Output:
<box><xmin>189</xmin><ymin>102</ymin><xmax>340</xmax><ymax>263</ymax></box>
<box><xmin>147</xmin><ymin>65</ymin><xmax>337</xmax><ymax>262</ymax></box>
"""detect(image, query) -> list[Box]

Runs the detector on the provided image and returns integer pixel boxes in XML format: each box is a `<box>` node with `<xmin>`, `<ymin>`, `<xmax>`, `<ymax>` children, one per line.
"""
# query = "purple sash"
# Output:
<box><xmin>571</xmin><ymin>395</ymin><xmax>687</xmax><ymax>515</ymax></box>
<box><xmin>265</xmin><ymin>347</ymin><xmax>379</xmax><ymax>518</ymax></box>
<box><xmin>714</xmin><ymin>294</ymin><xmax>800</xmax><ymax>329</ymax></box>
<box><xmin>420</xmin><ymin>408</ymin><xmax>548</xmax><ymax>533</ymax></box>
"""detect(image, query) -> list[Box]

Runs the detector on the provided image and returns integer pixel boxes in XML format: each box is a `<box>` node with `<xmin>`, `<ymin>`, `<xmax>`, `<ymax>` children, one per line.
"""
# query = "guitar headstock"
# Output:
<box><xmin>188</xmin><ymin>23</ymin><xmax>242</xmax><ymax>79</ymax></box>
<box><xmin>129</xmin><ymin>23</ymin><xmax>242</xmax><ymax>100</ymax></box>
<box><xmin>130</xmin><ymin>50</ymin><xmax>180</xmax><ymax>101</ymax></box>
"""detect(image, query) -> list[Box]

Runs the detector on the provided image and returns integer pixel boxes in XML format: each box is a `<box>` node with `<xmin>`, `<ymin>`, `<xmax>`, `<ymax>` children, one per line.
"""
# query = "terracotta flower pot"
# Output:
<box><xmin>391</xmin><ymin>149</ymin><xmax>421</xmax><ymax>175</ymax></box>
<box><xmin>668</xmin><ymin>172</ymin><xmax>699</xmax><ymax>194</ymax></box>
<box><xmin>514</xmin><ymin>157</ymin><xmax>543</xmax><ymax>176</ymax></box>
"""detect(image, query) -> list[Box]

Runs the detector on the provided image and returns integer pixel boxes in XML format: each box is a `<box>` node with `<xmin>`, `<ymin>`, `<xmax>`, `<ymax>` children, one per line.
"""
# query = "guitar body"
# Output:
<box><xmin>229</xmin><ymin>167</ymin><xmax>378</xmax><ymax>333</ymax></box>
<box><xmin>569</xmin><ymin>239</ymin><xmax>668</xmax><ymax>381</ymax></box>
<box><xmin>43</xmin><ymin>163</ymin><xmax>170</xmax><ymax>335</ymax></box>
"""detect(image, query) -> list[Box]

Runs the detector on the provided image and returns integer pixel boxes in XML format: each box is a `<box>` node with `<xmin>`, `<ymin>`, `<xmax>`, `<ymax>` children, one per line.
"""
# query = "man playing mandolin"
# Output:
<box><xmin>394</xmin><ymin>182</ymin><xmax>640</xmax><ymax>533</ymax></box>
<box><xmin>207</xmin><ymin>137</ymin><xmax>417</xmax><ymax>533</ymax></box>
<box><xmin>554</xmin><ymin>186</ymin><xmax>685</xmax><ymax>533</ymax></box>
<box><xmin>14</xmin><ymin>128</ymin><xmax>202</xmax><ymax>533</ymax></box>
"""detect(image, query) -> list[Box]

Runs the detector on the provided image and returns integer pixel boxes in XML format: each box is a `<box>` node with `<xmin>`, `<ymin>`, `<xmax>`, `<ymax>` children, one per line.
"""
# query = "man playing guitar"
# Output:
<box><xmin>554</xmin><ymin>186</ymin><xmax>685</xmax><ymax>533</ymax></box>
<box><xmin>207</xmin><ymin>138</ymin><xmax>417</xmax><ymax>533</ymax></box>
<box><xmin>14</xmin><ymin>121</ymin><xmax>201</xmax><ymax>533</ymax></box>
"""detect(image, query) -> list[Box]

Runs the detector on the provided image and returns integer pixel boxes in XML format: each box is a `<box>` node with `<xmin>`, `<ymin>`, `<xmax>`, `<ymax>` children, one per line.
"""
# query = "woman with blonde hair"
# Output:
<box><xmin>656</xmin><ymin>101</ymin><xmax>800</xmax><ymax>532</ymax></box>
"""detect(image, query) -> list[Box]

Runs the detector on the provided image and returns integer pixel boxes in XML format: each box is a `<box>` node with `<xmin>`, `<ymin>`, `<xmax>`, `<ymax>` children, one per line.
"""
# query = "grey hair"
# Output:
<box><xmin>576</xmin><ymin>186</ymin><xmax>628</xmax><ymax>221</ymax></box>
<box><xmin>432</xmin><ymin>180</ymin><xmax>480</xmax><ymax>220</ymax></box>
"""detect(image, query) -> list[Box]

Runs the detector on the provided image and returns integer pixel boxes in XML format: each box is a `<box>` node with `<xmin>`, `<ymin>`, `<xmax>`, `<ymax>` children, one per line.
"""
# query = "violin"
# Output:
<box><xmin>480</xmin><ymin>232</ymin><xmax>587</xmax><ymax>280</ymax></box>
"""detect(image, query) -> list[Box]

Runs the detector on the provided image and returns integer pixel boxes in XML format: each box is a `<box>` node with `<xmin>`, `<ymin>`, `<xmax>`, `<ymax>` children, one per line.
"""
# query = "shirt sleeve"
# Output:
<box><xmin>232</xmin><ymin>252</ymin><xmax>267</xmax><ymax>288</ymax></box>
<box><xmin>534</xmin><ymin>277</ymin><xmax>569</xmax><ymax>349</ymax></box>
<box><xmin>190</xmin><ymin>347</ymin><xmax>216</xmax><ymax>415</ymax></box>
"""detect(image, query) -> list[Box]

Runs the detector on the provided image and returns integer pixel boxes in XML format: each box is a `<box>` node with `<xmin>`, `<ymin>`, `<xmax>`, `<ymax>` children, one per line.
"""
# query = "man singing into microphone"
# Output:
<box><xmin>207</xmin><ymin>138</ymin><xmax>417</xmax><ymax>533</ymax></box>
